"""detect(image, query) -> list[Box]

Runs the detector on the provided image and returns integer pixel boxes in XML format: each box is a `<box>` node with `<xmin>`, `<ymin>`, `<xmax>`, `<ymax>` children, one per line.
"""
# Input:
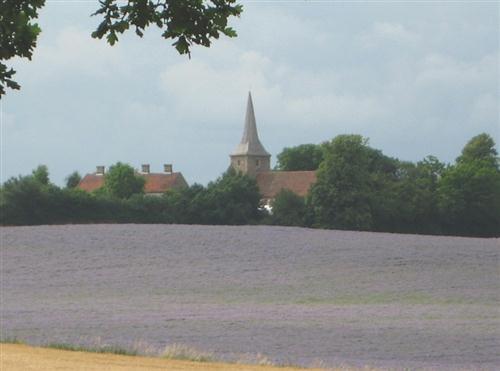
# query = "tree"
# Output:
<box><xmin>269</xmin><ymin>189</ymin><xmax>306</xmax><ymax>226</ymax></box>
<box><xmin>163</xmin><ymin>183</ymin><xmax>206</xmax><ymax>224</ymax></box>
<box><xmin>0</xmin><ymin>0</ymin><xmax>44</xmax><ymax>96</ymax></box>
<box><xmin>438</xmin><ymin>162</ymin><xmax>500</xmax><ymax>236</ymax></box>
<box><xmin>362</xmin><ymin>149</ymin><xmax>399</xmax><ymax>232</ymax></box>
<box><xmin>383</xmin><ymin>156</ymin><xmax>444</xmax><ymax>234</ymax></box>
<box><xmin>276</xmin><ymin>144</ymin><xmax>324</xmax><ymax>171</ymax></box>
<box><xmin>92</xmin><ymin>0</ymin><xmax>242</xmax><ymax>55</ymax></box>
<box><xmin>163</xmin><ymin>168</ymin><xmax>261</xmax><ymax>225</ymax></box>
<box><xmin>1</xmin><ymin>0</ymin><xmax>242</xmax><ymax>97</ymax></box>
<box><xmin>32</xmin><ymin>164</ymin><xmax>50</xmax><ymax>185</ymax></box>
<box><xmin>438</xmin><ymin>134</ymin><xmax>500</xmax><ymax>237</ymax></box>
<box><xmin>456</xmin><ymin>133</ymin><xmax>499</xmax><ymax>169</ymax></box>
<box><xmin>103</xmin><ymin>162</ymin><xmax>145</xmax><ymax>199</ymax></box>
<box><xmin>1</xmin><ymin>174</ymin><xmax>47</xmax><ymax>225</ymax></box>
<box><xmin>65</xmin><ymin>171</ymin><xmax>82</xmax><ymax>189</ymax></box>
<box><xmin>0</xmin><ymin>164</ymin><xmax>57</xmax><ymax>225</ymax></box>
<box><xmin>197</xmin><ymin>168</ymin><xmax>262</xmax><ymax>225</ymax></box>
<box><xmin>309</xmin><ymin>135</ymin><xmax>373</xmax><ymax>230</ymax></box>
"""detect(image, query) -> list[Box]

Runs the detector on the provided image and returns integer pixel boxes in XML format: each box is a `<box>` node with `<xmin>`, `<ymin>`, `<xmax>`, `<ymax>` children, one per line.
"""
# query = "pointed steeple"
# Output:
<box><xmin>231</xmin><ymin>92</ymin><xmax>270</xmax><ymax>156</ymax></box>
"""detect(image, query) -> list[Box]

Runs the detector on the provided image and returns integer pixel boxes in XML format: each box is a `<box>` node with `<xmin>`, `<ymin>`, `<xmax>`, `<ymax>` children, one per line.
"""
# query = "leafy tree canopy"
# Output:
<box><xmin>1</xmin><ymin>134</ymin><xmax>498</xmax><ymax>237</ymax></box>
<box><xmin>163</xmin><ymin>168</ymin><xmax>261</xmax><ymax>225</ymax></box>
<box><xmin>1</xmin><ymin>0</ymin><xmax>242</xmax><ymax>97</ymax></box>
<box><xmin>200</xmin><ymin>167</ymin><xmax>262</xmax><ymax>224</ymax></box>
<box><xmin>438</xmin><ymin>134</ymin><xmax>500</xmax><ymax>237</ymax></box>
<box><xmin>310</xmin><ymin>135</ymin><xmax>374</xmax><ymax>230</ymax></box>
<box><xmin>269</xmin><ymin>189</ymin><xmax>306</xmax><ymax>226</ymax></box>
<box><xmin>65</xmin><ymin>171</ymin><xmax>82</xmax><ymax>189</ymax></box>
<box><xmin>163</xmin><ymin>183</ymin><xmax>206</xmax><ymax>224</ymax></box>
<box><xmin>92</xmin><ymin>0</ymin><xmax>242</xmax><ymax>54</ymax></box>
<box><xmin>276</xmin><ymin>143</ymin><xmax>324</xmax><ymax>171</ymax></box>
<box><xmin>456</xmin><ymin>133</ymin><xmax>499</xmax><ymax>169</ymax></box>
<box><xmin>104</xmin><ymin>162</ymin><xmax>145</xmax><ymax>199</ymax></box>
<box><xmin>32</xmin><ymin>164</ymin><xmax>50</xmax><ymax>185</ymax></box>
<box><xmin>438</xmin><ymin>160</ymin><xmax>500</xmax><ymax>237</ymax></box>
<box><xmin>0</xmin><ymin>0</ymin><xmax>44</xmax><ymax>96</ymax></box>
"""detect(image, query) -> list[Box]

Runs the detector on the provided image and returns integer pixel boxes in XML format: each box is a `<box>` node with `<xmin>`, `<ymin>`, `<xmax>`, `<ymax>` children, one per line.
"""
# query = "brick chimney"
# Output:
<box><xmin>164</xmin><ymin>164</ymin><xmax>173</xmax><ymax>174</ymax></box>
<box><xmin>141</xmin><ymin>164</ymin><xmax>150</xmax><ymax>174</ymax></box>
<box><xmin>96</xmin><ymin>166</ymin><xmax>105</xmax><ymax>175</ymax></box>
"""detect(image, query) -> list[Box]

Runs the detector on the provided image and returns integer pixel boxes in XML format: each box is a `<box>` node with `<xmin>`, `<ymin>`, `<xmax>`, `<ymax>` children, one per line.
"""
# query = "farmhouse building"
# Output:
<box><xmin>78</xmin><ymin>164</ymin><xmax>188</xmax><ymax>195</ymax></box>
<box><xmin>230</xmin><ymin>93</ymin><xmax>317</xmax><ymax>203</ymax></box>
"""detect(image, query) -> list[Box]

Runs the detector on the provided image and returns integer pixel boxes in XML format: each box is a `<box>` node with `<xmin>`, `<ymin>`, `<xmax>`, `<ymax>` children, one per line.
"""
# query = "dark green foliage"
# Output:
<box><xmin>310</xmin><ymin>135</ymin><xmax>374</xmax><ymax>230</ymax></box>
<box><xmin>45</xmin><ymin>342</ymin><xmax>138</xmax><ymax>356</ymax></box>
<box><xmin>438</xmin><ymin>162</ymin><xmax>500</xmax><ymax>236</ymax></box>
<box><xmin>269</xmin><ymin>189</ymin><xmax>306</xmax><ymax>226</ymax></box>
<box><xmin>163</xmin><ymin>184</ymin><xmax>206</xmax><ymax>224</ymax></box>
<box><xmin>32</xmin><ymin>165</ymin><xmax>49</xmax><ymax>185</ymax></box>
<box><xmin>199</xmin><ymin>168</ymin><xmax>262</xmax><ymax>225</ymax></box>
<box><xmin>276</xmin><ymin>144</ymin><xmax>324</xmax><ymax>171</ymax></box>
<box><xmin>91</xmin><ymin>0</ymin><xmax>242</xmax><ymax>56</ymax></box>
<box><xmin>1</xmin><ymin>174</ymin><xmax>51</xmax><ymax>225</ymax></box>
<box><xmin>438</xmin><ymin>135</ymin><xmax>500</xmax><ymax>237</ymax></box>
<box><xmin>1</xmin><ymin>0</ymin><xmax>241</xmax><ymax>97</ymax></box>
<box><xmin>65</xmin><ymin>171</ymin><xmax>82</xmax><ymax>189</ymax></box>
<box><xmin>456</xmin><ymin>133</ymin><xmax>498</xmax><ymax>168</ymax></box>
<box><xmin>305</xmin><ymin>133</ymin><xmax>498</xmax><ymax>236</ymax></box>
<box><xmin>376</xmin><ymin>156</ymin><xmax>444</xmax><ymax>234</ymax></box>
<box><xmin>1</xmin><ymin>165</ymin><xmax>261</xmax><ymax>226</ymax></box>
<box><xmin>1</xmin><ymin>133</ymin><xmax>498</xmax><ymax>237</ymax></box>
<box><xmin>104</xmin><ymin>162</ymin><xmax>145</xmax><ymax>199</ymax></box>
<box><xmin>0</xmin><ymin>0</ymin><xmax>44</xmax><ymax>96</ymax></box>
<box><xmin>165</xmin><ymin>168</ymin><xmax>262</xmax><ymax>225</ymax></box>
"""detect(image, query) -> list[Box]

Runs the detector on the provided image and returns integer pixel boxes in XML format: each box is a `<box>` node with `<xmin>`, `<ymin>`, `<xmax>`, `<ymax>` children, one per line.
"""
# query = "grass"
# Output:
<box><xmin>0</xmin><ymin>337</ymin><xmax>383</xmax><ymax>369</ymax></box>
<box><xmin>161</xmin><ymin>343</ymin><xmax>215</xmax><ymax>362</ymax></box>
<box><xmin>44</xmin><ymin>342</ymin><xmax>139</xmax><ymax>356</ymax></box>
<box><xmin>0</xmin><ymin>337</ymin><xmax>25</xmax><ymax>344</ymax></box>
<box><xmin>1</xmin><ymin>338</ymin><xmax>288</xmax><ymax>367</ymax></box>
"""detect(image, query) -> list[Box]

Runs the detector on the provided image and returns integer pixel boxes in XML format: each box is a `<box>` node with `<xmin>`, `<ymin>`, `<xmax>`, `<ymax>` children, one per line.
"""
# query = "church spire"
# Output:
<box><xmin>231</xmin><ymin>92</ymin><xmax>270</xmax><ymax>156</ymax></box>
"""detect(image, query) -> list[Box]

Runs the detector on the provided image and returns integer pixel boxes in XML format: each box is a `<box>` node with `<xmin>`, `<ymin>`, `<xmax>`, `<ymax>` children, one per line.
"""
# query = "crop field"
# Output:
<box><xmin>2</xmin><ymin>224</ymin><xmax>499</xmax><ymax>369</ymax></box>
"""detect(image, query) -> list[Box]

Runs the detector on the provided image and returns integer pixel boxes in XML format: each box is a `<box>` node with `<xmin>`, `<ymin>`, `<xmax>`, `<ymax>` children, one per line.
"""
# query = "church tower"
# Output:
<box><xmin>230</xmin><ymin>92</ymin><xmax>271</xmax><ymax>177</ymax></box>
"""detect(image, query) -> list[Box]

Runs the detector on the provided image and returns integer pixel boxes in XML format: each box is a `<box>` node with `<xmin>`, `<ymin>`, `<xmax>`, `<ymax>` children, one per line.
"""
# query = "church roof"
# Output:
<box><xmin>256</xmin><ymin>170</ymin><xmax>317</xmax><ymax>200</ymax></box>
<box><xmin>78</xmin><ymin>172</ymin><xmax>187</xmax><ymax>194</ymax></box>
<box><xmin>231</xmin><ymin>92</ymin><xmax>270</xmax><ymax>157</ymax></box>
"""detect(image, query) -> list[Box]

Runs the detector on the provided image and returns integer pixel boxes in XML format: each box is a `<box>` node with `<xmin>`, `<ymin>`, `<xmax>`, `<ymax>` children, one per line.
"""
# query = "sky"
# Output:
<box><xmin>1</xmin><ymin>1</ymin><xmax>499</xmax><ymax>186</ymax></box>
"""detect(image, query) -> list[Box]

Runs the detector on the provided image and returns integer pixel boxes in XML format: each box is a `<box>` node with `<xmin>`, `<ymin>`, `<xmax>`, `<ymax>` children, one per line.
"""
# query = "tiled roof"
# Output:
<box><xmin>143</xmin><ymin>173</ymin><xmax>187</xmax><ymax>193</ymax></box>
<box><xmin>256</xmin><ymin>170</ymin><xmax>317</xmax><ymax>199</ymax></box>
<box><xmin>78</xmin><ymin>172</ymin><xmax>188</xmax><ymax>194</ymax></box>
<box><xmin>78</xmin><ymin>174</ymin><xmax>106</xmax><ymax>192</ymax></box>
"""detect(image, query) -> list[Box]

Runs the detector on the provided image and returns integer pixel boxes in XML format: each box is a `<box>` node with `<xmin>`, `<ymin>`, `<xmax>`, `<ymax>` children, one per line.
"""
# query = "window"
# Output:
<box><xmin>256</xmin><ymin>159</ymin><xmax>260</xmax><ymax>167</ymax></box>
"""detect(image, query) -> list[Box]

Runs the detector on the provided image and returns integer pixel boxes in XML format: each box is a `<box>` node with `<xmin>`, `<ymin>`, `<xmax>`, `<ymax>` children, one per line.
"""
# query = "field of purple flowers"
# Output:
<box><xmin>2</xmin><ymin>224</ymin><xmax>499</xmax><ymax>369</ymax></box>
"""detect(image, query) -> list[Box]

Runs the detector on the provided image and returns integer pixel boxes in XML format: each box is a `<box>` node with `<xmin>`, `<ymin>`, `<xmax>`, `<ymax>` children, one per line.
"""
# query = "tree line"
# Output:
<box><xmin>272</xmin><ymin>133</ymin><xmax>499</xmax><ymax>237</ymax></box>
<box><xmin>1</xmin><ymin>133</ymin><xmax>498</xmax><ymax>237</ymax></box>
<box><xmin>0</xmin><ymin>164</ymin><xmax>261</xmax><ymax>227</ymax></box>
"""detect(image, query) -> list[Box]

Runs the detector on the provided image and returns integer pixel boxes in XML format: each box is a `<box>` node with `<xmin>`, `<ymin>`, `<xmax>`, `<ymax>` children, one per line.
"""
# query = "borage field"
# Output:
<box><xmin>2</xmin><ymin>224</ymin><xmax>499</xmax><ymax>369</ymax></box>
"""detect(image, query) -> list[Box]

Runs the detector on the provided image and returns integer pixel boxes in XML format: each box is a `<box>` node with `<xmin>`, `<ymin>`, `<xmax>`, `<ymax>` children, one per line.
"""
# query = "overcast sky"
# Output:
<box><xmin>2</xmin><ymin>1</ymin><xmax>498</xmax><ymax>186</ymax></box>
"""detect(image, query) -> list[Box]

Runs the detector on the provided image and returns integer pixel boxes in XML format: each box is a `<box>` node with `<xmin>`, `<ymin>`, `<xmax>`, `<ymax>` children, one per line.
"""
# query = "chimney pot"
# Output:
<box><xmin>141</xmin><ymin>164</ymin><xmax>150</xmax><ymax>174</ymax></box>
<box><xmin>164</xmin><ymin>164</ymin><xmax>173</xmax><ymax>173</ymax></box>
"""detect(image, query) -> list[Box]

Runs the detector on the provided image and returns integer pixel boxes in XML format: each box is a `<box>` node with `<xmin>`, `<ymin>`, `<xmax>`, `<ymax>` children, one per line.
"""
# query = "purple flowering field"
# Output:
<box><xmin>2</xmin><ymin>224</ymin><xmax>499</xmax><ymax>369</ymax></box>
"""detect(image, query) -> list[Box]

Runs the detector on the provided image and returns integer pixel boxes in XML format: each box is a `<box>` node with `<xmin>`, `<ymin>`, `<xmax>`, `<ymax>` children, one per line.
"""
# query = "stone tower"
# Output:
<box><xmin>230</xmin><ymin>92</ymin><xmax>271</xmax><ymax>177</ymax></box>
